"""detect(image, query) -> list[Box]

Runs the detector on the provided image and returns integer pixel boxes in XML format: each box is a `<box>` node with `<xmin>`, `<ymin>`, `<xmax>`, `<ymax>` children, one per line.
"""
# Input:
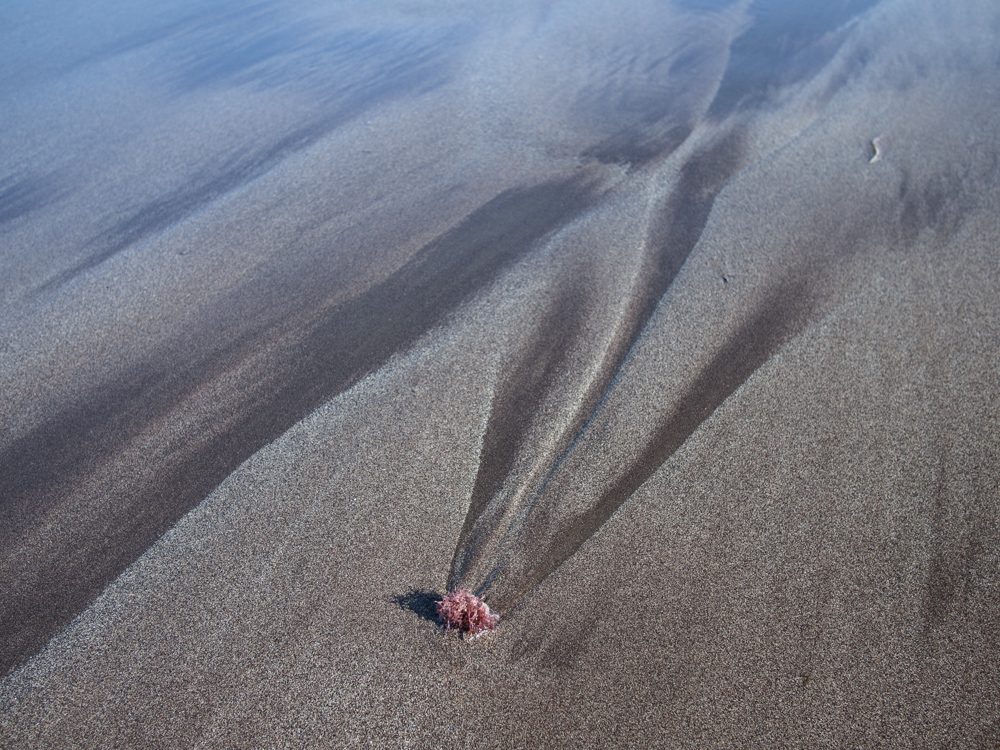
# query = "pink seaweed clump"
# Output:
<box><xmin>436</xmin><ymin>589</ymin><xmax>499</xmax><ymax>636</ymax></box>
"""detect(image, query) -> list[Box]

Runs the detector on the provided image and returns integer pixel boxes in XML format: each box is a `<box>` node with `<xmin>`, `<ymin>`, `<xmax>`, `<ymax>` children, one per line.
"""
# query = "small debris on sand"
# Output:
<box><xmin>869</xmin><ymin>136</ymin><xmax>883</xmax><ymax>163</ymax></box>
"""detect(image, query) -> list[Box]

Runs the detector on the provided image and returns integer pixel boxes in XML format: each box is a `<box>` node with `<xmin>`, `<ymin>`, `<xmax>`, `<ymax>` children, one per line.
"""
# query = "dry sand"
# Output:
<box><xmin>1</xmin><ymin>0</ymin><xmax>999</xmax><ymax>747</ymax></box>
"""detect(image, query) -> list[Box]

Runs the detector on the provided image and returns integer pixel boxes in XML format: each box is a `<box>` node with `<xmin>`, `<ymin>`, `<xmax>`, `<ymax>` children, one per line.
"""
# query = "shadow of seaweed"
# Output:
<box><xmin>392</xmin><ymin>589</ymin><xmax>442</xmax><ymax>625</ymax></box>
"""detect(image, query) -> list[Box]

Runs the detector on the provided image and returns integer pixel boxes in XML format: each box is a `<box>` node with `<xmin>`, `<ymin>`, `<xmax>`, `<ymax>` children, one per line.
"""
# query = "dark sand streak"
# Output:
<box><xmin>516</xmin><ymin>278</ymin><xmax>815</xmax><ymax>606</ymax></box>
<box><xmin>448</xmin><ymin>279</ymin><xmax>592</xmax><ymax>590</ymax></box>
<box><xmin>33</xmin><ymin>23</ymin><xmax>457</xmax><ymax>294</ymax></box>
<box><xmin>450</xmin><ymin>132</ymin><xmax>746</xmax><ymax>602</ymax></box>
<box><xmin>36</xmin><ymin>125</ymin><xmax>349</xmax><ymax>293</ymax></box>
<box><xmin>708</xmin><ymin>0</ymin><xmax>880</xmax><ymax>119</ymax></box>
<box><xmin>0</xmin><ymin>175</ymin><xmax>600</xmax><ymax>675</ymax></box>
<box><xmin>447</xmin><ymin>0</ymin><xmax>887</xmax><ymax>603</ymax></box>
<box><xmin>0</xmin><ymin>174</ymin><xmax>62</xmax><ymax>226</ymax></box>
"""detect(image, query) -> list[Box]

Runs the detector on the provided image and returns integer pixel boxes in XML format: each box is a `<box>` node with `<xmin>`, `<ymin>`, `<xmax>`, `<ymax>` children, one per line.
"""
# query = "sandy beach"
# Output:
<box><xmin>1</xmin><ymin>0</ymin><xmax>998</xmax><ymax>746</ymax></box>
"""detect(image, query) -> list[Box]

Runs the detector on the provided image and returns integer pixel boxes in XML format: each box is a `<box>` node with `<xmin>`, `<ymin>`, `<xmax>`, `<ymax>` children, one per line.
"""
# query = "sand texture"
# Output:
<box><xmin>1</xmin><ymin>0</ymin><xmax>999</xmax><ymax>747</ymax></box>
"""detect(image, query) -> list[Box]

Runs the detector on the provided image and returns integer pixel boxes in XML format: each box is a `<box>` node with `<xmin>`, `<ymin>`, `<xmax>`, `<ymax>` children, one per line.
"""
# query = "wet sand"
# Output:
<box><xmin>1</xmin><ymin>0</ymin><xmax>999</xmax><ymax>746</ymax></box>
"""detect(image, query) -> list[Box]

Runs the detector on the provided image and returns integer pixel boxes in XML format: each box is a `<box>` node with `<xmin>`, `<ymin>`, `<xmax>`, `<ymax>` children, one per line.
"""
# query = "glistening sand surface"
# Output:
<box><xmin>1</xmin><ymin>0</ymin><xmax>999</xmax><ymax>746</ymax></box>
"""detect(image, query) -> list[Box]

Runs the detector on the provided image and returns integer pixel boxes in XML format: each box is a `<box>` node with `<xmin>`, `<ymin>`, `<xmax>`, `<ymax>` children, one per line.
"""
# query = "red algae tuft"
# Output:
<box><xmin>436</xmin><ymin>589</ymin><xmax>499</xmax><ymax>636</ymax></box>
